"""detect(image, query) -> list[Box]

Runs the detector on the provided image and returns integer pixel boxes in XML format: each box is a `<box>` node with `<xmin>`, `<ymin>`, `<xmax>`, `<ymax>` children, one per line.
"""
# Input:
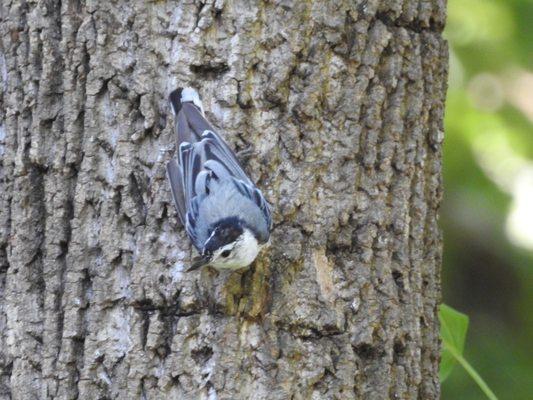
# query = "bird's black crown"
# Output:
<box><xmin>204</xmin><ymin>217</ymin><xmax>244</xmax><ymax>254</ymax></box>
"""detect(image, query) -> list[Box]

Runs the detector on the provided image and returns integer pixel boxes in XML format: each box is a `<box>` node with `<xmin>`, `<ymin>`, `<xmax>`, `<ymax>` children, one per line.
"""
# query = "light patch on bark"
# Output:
<box><xmin>313</xmin><ymin>248</ymin><xmax>335</xmax><ymax>304</ymax></box>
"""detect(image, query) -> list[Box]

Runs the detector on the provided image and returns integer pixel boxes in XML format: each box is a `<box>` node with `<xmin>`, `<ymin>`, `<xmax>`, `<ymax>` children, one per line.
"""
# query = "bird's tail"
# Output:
<box><xmin>169</xmin><ymin>87</ymin><xmax>213</xmax><ymax>144</ymax></box>
<box><xmin>169</xmin><ymin>87</ymin><xmax>204</xmax><ymax>116</ymax></box>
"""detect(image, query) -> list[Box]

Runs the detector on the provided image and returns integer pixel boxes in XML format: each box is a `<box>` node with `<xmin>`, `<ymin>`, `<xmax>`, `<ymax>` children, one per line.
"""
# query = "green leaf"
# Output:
<box><xmin>439</xmin><ymin>303</ymin><xmax>469</xmax><ymax>382</ymax></box>
<box><xmin>439</xmin><ymin>304</ymin><xmax>498</xmax><ymax>400</ymax></box>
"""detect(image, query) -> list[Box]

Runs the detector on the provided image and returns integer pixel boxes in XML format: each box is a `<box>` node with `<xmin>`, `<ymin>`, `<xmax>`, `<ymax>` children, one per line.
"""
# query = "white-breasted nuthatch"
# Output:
<box><xmin>166</xmin><ymin>87</ymin><xmax>272</xmax><ymax>271</ymax></box>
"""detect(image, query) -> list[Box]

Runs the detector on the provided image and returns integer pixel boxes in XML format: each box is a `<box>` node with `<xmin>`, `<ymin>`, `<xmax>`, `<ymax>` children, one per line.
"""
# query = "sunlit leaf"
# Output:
<box><xmin>439</xmin><ymin>303</ymin><xmax>469</xmax><ymax>382</ymax></box>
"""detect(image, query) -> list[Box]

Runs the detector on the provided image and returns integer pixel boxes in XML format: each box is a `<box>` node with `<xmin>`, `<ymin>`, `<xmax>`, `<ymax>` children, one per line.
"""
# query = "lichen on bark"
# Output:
<box><xmin>0</xmin><ymin>1</ymin><xmax>447</xmax><ymax>399</ymax></box>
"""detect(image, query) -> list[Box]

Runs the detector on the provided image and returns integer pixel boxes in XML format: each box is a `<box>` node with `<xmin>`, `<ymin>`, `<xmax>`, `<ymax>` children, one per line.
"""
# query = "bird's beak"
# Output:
<box><xmin>187</xmin><ymin>254</ymin><xmax>212</xmax><ymax>271</ymax></box>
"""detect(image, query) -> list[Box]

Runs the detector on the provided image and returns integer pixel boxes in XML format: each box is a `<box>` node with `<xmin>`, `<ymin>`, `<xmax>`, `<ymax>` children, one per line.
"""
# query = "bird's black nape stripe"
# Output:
<box><xmin>204</xmin><ymin>216</ymin><xmax>245</xmax><ymax>254</ymax></box>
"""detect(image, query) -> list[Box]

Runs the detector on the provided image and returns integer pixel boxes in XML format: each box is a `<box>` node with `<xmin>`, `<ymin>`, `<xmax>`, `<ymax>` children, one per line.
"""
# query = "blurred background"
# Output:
<box><xmin>442</xmin><ymin>0</ymin><xmax>533</xmax><ymax>398</ymax></box>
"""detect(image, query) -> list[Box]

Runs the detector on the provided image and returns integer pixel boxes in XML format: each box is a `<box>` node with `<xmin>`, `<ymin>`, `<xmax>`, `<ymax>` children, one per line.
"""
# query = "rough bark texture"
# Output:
<box><xmin>0</xmin><ymin>1</ymin><xmax>447</xmax><ymax>399</ymax></box>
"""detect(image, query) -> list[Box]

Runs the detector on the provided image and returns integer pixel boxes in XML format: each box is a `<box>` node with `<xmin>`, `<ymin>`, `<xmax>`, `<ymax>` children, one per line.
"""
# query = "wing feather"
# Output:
<box><xmin>231</xmin><ymin>178</ymin><xmax>272</xmax><ymax>233</ymax></box>
<box><xmin>201</xmin><ymin>130</ymin><xmax>253</xmax><ymax>185</ymax></box>
<box><xmin>186</xmin><ymin>211</ymin><xmax>201</xmax><ymax>250</ymax></box>
<box><xmin>194</xmin><ymin>170</ymin><xmax>210</xmax><ymax>196</ymax></box>
<box><xmin>166</xmin><ymin>159</ymin><xmax>186</xmax><ymax>226</ymax></box>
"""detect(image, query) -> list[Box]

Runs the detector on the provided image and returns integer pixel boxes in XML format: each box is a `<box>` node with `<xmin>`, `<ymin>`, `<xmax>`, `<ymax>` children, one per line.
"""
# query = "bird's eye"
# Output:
<box><xmin>221</xmin><ymin>249</ymin><xmax>231</xmax><ymax>258</ymax></box>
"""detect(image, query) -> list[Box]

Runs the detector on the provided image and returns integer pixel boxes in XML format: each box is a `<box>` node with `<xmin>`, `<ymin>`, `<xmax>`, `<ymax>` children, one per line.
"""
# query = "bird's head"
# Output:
<box><xmin>189</xmin><ymin>217</ymin><xmax>261</xmax><ymax>271</ymax></box>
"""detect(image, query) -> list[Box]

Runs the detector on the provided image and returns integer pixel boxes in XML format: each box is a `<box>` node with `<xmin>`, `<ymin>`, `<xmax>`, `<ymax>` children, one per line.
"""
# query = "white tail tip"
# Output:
<box><xmin>181</xmin><ymin>87</ymin><xmax>204</xmax><ymax>115</ymax></box>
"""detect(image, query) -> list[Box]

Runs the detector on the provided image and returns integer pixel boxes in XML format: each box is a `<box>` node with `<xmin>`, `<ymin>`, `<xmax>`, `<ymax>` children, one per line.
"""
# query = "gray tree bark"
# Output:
<box><xmin>0</xmin><ymin>0</ymin><xmax>447</xmax><ymax>399</ymax></box>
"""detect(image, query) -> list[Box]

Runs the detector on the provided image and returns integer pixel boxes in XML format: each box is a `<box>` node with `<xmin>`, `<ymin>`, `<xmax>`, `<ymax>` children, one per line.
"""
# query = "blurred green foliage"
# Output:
<box><xmin>442</xmin><ymin>0</ymin><xmax>533</xmax><ymax>399</ymax></box>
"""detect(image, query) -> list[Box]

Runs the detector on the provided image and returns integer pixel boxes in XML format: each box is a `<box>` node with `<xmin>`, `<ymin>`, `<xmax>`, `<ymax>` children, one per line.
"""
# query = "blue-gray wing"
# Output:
<box><xmin>169</xmin><ymin>134</ymin><xmax>243</xmax><ymax>250</ymax></box>
<box><xmin>183</xmin><ymin>133</ymin><xmax>271</xmax><ymax>241</ymax></box>
<box><xmin>231</xmin><ymin>178</ymin><xmax>272</xmax><ymax>240</ymax></box>
<box><xmin>166</xmin><ymin>157</ymin><xmax>203</xmax><ymax>250</ymax></box>
<box><xmin>199</xmin><ymin>131</ymin><xmax>272</xmax><ymax>232</ymax></box>
<box><xmin>166</xmin><ymin>159</ymin><xmax>186</xmax><ymax>226</ymax></box>
<box><xmin>176</xmin><ymin>140</ymin><xmax>210</xmax><ymax>251</ymax></box>
<box><xmin>200</xmin><ymin>130</ymin><xmax>254</xmax><ymax>186</ymax></box>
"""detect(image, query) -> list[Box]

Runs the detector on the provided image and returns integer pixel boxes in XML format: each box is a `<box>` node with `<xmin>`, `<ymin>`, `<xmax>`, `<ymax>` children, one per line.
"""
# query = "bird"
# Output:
<box><xmin>166</xmin><ymin>87</ymin><xmax>272</xmax><ymax>271</ymax></box>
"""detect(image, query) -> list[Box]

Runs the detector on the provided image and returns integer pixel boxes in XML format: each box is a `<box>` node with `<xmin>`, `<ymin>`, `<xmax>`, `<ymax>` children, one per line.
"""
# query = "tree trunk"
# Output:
<box><xmin>0</xmin><ymin>1</ymin><xmax>447</xmax><ymax>399</ymax></box>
